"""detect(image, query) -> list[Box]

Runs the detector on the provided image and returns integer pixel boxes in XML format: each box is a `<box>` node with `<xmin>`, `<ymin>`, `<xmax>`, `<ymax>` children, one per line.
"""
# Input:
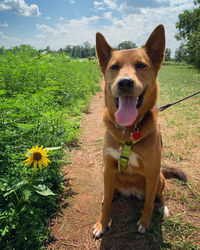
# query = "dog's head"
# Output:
<box><xmin>96</xmin><ymin>25</ymin><xmax>165</xmax><ymax>127</ymax></box>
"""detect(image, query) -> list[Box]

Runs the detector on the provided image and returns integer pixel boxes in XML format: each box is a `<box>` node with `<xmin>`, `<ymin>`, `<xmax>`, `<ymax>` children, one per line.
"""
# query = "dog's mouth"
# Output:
<box><xmin>114</xmin><ymin>90</ymin><xmax>145</xmax><ymax>127</ymax></box>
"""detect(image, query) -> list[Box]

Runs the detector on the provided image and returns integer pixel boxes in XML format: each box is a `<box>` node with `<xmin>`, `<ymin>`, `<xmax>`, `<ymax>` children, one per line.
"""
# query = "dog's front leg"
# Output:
<box><xmin>93</xmin><ymin>157</ymin><xmax>116</xmax><ymax>239</ymax></box>
<box><xmin>137</xmin><ymin>170</ymin><xmax>159</xmax><ymax>233</ymax></box>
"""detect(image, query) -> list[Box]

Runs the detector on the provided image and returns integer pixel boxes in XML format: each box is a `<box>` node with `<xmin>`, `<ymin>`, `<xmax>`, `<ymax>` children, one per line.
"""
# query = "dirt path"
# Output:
<box><xmin>48</xmin><ymin>89</ymin><xmax>104</xmax><ymax>249</ymax></box>
<box><xmin>48</xmin><ymin>87</ymin><xmax>200</xmax><ymax>249</ymax></box>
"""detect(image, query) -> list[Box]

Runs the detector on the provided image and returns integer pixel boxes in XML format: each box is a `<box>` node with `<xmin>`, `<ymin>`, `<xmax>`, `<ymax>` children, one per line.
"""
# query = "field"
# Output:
<box><xmin>0</xmin><ymin>46</ymin><xmax>100</xmax><ymax>249</ymax></box>
<box><xmin>48</xmin><ymin>63</ymin><xmax>200</xmax><ymax>249</ymax></box>
<box><xmin>0</xmin><ymin>47</ymin><xmax>200</xmax><ymax>249</ymax></box>
<box><xmin>157</xmin><ymin>64</ymin><xmax>200</xmax><ymax>249</ymax></box>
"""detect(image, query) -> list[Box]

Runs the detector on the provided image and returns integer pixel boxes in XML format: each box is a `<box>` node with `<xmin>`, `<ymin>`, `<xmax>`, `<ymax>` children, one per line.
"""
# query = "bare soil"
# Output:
<box><xmin>47</xmin><ymin>85</ymin><xmax>200</xmax><ymax>249</ymax></box>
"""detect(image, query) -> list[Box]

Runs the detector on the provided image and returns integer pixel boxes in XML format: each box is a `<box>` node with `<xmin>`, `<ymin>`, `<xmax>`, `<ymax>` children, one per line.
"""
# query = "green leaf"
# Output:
<box><xmin>34</xmin><ymin>184</ymin><xmax>55</xmax><ymax>196</ymax></box>
<box><xmin>4</xmin><ymin>180</ymin><xmax>27</xmax><ymax>197</ymax></box>
<box><xmin>1</xmin><ymin>226</ymin><xmax>9</xmax><ymax>237</ymax></box>
<box><xmin>0</xmin><ymin>181</ymin><xmax>5</xmax><ymax>191</ymax></box>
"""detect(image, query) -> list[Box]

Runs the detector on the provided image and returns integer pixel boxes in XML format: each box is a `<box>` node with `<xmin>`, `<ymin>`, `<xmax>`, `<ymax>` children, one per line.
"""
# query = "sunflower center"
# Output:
<box><xmin>33</xmin><ymin>152</ymin><xmax>42</xmax><ymax>161</ymax></box>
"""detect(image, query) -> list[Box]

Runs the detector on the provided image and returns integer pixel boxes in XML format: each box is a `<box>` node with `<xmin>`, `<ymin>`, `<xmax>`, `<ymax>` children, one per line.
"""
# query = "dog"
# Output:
<box><xmin>93</xmin><ymin>24</ymin><xmax>187</xmax><ymax>239</ymax></box>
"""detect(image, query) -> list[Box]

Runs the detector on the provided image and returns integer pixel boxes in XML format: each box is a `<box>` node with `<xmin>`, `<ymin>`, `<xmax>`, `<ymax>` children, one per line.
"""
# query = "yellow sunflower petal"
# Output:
<box><xmin>27</xmin><ymin>149</ymin><xmax>33</xmax><ymax>153</ymax></box>
<box><xmin>43</xmin><ymin>148</ymin><xmax>49</xmax><ymax>154</ymax></box>
<box><xmin>38</xmin><ymin>161</ymin><xmax>43</xmax><ymax>171</ymax></box>
<box><xmin>33</xmin><ymin>161</ymin><xmax>37</xmax><ymax>172</ymax></box>
<box><xmin>43</xmin><ymin>160</ymin><xmax>48</xmax><ymax>167</ymax></box>
<box><xmin>24</xmin><ymin>158</ymin><xmax>29</xmax><ymax>162</ymax></box>
<box><xmin>39</xmin><ymin>145</ymin><xmax>43</xmax><ymax>152</ymax></box>
<box><xmin>25</xmin><ymin>158</ymin><xmax>33</xmax><ymax>167</ymax></box>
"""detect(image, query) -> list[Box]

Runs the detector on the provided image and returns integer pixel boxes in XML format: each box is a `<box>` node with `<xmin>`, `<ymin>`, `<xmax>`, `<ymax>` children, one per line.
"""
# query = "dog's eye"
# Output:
<box><xmin>136</xmin><ymin>63</ymin><xmax>147</xmax><ymax>69</ymax></box>
<box><xmin>110</xmin><ymin>64</ymin><xmax>119</xmax><ymax>70</ymax></box>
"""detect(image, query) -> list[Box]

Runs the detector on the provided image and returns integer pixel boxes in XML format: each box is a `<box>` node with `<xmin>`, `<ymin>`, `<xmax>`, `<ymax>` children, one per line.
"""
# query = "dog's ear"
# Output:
<box><xmin>144</xmin><ymin>24</ymin><xmax>165</xmax><ymax>70</ymax></box>
<box><xmin>96</xmin><ymin>32</ymin><xmax>113</xmax><ymax>72</ymax></box>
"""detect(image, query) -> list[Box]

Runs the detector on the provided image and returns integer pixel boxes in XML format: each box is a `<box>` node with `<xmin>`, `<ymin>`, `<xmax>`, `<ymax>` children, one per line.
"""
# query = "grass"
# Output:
<box><xmin>157</xmin><ymin>64</ymin><xmax>200</xmax><ymax>248</ymax></box>
<box><xmin>158</xmin><ymin>64</ymin><xmax>200</xmax><ymax>156</ymax></box>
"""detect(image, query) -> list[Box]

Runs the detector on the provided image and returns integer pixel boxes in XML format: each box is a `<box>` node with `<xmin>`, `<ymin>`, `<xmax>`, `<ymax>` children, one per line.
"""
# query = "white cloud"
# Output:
<box><xmin>37</xmin><ymin>24</ymin><xmax>57</xmax><ymax>35</ymax></box>
<box><xmin>103</xmin><ymin>11</ymin><xmax>112</xmax><ymax>20</ymax></box>
<box><xmin>69</xmin><ymin>0</ymin><xmax>75</xmax><ymax>4</ymax></box>
<box><xmin>35</xmin><ymin>34</ymin><xmax>46</xmax><ymax>38</ymax></box>
<box><xmin>0</xmin><ymin>31</ymin><xmax>23</xmax><ymax>47</ymax></box>
<box><xmin>59</xmin><ymin>17</ymin><xmax>64</xmax><ymax>21</ymax></box>
<box><xmin>93</xmin><ymin>0</ymin><xmax>118</xmax><ymax>11</ymax></box>
<box><xmin>0</xmin><ymin>0</ymin><xmax>41</xmax><ymax>17</ymax></box>
<box><xmin>103</xmin><ymin>0</ymin><xmax>118</xmax><ymax>10</ymax></box>
<box><xmin>46</xmin><ymin>16</ymin><xmax>51</xmax><ymax>20</ymax></box>
<box><xmin>0</xmin><ymin>22</ymin><xmax>8</xmax><ymax>27</ymax></box>
<box><xmin>33</xmin><ymin>16</ymin><xmax>102</xmax><ymax>49</ymax></box>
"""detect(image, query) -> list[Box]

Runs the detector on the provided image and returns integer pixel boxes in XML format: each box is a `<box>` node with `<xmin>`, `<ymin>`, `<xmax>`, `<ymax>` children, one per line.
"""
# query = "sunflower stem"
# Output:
<box><xmin>14</xmin><ymin>190</ymin><xmax>20</xmax><ymax>203</ymax></box>
<box><xmin>29</xmin><ymin>170</ymin><xmax>35</xmax><ymax>185</ymax></box>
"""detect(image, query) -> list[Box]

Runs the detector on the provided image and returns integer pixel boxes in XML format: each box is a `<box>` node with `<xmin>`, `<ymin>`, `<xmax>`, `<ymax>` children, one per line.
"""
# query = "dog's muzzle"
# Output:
<box><xmin>115</xmin><ymin>88</ymin><xmax>146</xmax><ymax>109</ymax></box>
<box><xmin>117</xmin><ymin>77</ymin><xmax>134</xmax><ymax>91</ymax></box>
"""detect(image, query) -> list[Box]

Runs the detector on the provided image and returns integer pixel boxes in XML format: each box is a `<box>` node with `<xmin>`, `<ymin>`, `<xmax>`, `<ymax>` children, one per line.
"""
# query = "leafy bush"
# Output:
<box><xmin>0</xmin><ymin>46</ymin><xmax>100</xmax><ymax>249</ymax></box>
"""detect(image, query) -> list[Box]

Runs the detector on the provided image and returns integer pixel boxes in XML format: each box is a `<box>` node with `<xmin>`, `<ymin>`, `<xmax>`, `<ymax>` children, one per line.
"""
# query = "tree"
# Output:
<box><xmin>174</xmin><ymin>43</ymin><xmax>189</xmax><ymax>62</ymax></box>
<box><xmin>165</xmin><ymin>48</ymin><xmax>171</xmax><ymax>61</ymax></box>
<box><xmin>176</xmin><ymin>1</ymin><xmax>200</xmax><ymax>67</ymax></box>
<box><xmin>63</xmin><ymin>45</ymin><xmax>72</xmax><ymax>55</ymax></box>
<box><xmin>117</xmin><ymin>41</ymin><xmax>137</xmax><ymax>50</ymax></box>
<box><xmin>71</xmin><ymin>46</ymin><xmax>82</xmax><ymax>57</ymax></box>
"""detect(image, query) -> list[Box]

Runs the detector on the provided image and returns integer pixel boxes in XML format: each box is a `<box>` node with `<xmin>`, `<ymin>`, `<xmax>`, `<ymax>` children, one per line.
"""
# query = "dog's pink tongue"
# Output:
<box><xmin>115</xmin><ymin>96</ymin><xmax>138</xmax><ymax>126</ymax></box>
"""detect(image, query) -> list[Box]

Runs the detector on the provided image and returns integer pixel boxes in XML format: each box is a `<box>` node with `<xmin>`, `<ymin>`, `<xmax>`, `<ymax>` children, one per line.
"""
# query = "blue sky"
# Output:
<box><xmin>0</xmin><ymin>0</ymin><xmax>194</xmax><ymax>53</ymax></box>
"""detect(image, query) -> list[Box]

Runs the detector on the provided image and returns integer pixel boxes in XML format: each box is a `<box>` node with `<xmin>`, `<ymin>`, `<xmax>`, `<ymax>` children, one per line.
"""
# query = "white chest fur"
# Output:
<box><xmin>105</xmin><ymin>146</ymin><xmax>140</xmax><ymax>168</ymax></box>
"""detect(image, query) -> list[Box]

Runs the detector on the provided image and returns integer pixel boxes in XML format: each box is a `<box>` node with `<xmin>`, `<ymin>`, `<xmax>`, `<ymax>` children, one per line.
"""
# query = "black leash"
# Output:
<box><xmin>159</xmin><ymin>90</ymin><xmax>200</xmax><ymax>112</ymax></box>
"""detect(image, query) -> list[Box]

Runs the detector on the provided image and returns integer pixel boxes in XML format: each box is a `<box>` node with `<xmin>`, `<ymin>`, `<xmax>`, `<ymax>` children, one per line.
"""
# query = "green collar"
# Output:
<box><xmin>119</xmin><ymin>127</ymin><xmax>142</xmax><ymax>173</ymax></box>
<box><xmin>114</xmin><ymin>115</ymin><xmax>145</xmax><ymax>173</ymax></box>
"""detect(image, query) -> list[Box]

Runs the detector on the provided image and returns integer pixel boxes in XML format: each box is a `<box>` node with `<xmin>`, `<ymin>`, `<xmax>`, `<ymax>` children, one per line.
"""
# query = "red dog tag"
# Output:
<box><xmin>132</xmin><ymin>130</ymin><xmax>141</xmax><ymax>140</ymax></box>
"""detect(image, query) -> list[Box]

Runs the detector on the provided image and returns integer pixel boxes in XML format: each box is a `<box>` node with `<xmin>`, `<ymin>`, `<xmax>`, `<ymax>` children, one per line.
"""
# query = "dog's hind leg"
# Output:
<box><xmin>156</xmin><ymin>172</ymin><xmax>170</xmax><ymax>217</ymax></box>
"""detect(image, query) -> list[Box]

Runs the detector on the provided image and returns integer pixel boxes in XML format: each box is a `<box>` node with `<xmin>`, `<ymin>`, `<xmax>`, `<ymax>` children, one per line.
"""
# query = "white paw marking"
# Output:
<box><xmin>159</xmin><ymin>205</ymin><xmax>170</xmax><ymax>217</ymax></box>
<box><xmin>164</xmin><ymin>205</ymin><xmax>170</xmax><ymax>217</ymax></box>
<box><xmin>93</xmin><ymin>225</ymin><xmax>107</xmax><ymax>239</ymax></box>
<box><xmin>137</xmin><ymin>221</ymin><xmax>146</xmax><ymax>233</ymax></box>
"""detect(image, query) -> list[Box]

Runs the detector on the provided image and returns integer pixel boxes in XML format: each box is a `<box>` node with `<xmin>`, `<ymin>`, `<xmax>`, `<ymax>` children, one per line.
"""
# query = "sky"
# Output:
<box><xmin>0</xmin><ymin>0</ymin><xmax>194</xmax><ymax>53</ymax></box>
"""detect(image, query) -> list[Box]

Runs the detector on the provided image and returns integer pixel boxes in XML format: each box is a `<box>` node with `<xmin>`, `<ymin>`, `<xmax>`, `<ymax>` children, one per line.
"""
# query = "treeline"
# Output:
<box><xmin>1</xmin><ymin>38</ymin><xmax>194</xmax><ymax>64</ymax></box>
<box><xmin>57</xmin><ymin>40</ymin><xmax>137</xmax><ymax>58</ymax></box>
<box><xmin>175</xmin><ymin>0</ymin><xmax>200</xmax><ymax>68</ymax></box>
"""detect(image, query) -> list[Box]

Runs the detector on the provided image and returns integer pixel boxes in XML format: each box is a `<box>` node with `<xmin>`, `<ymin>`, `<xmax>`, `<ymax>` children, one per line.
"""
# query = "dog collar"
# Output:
<box><xmin>119</xmin><ymin>126</ymin><xmax>142</xmax><ymax>173</ymax></box>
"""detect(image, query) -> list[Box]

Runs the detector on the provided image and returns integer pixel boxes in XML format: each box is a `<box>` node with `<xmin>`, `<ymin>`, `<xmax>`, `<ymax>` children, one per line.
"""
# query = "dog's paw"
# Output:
<box><xmin>93</xmin><ymin>221</ymin><xmax>108</xmax><ymax>239</ymax></box>
<box><xmin>159</xmin><ymin>205</ymin><xmax>170</xmax><ymax>217</ymax></box>
<box><xmin>137</xmin><ymin>220</ymin><xmax>148</xmax><ymax>234</ymax></box>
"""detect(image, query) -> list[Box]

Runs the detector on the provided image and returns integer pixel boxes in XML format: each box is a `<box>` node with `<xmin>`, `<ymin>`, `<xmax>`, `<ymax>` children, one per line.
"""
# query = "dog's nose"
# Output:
<box><xmin>117</xmin><ymin>78</ymin><xmax>134</xmax><ymax>90</ymax></box>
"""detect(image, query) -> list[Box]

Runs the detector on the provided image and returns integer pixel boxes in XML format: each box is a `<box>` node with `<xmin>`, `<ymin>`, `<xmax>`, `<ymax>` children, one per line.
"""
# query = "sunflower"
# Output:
<box><xmin>24</xmin><ymin>145</ymin><xmax>51</xmax><ymax>172</ymax></box>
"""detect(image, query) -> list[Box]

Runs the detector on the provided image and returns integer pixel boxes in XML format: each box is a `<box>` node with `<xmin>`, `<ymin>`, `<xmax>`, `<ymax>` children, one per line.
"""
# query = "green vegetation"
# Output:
<box><xmin>157</xmin><ymin>64</ymin><xmax>200</xmax><ymax>248</ymax></box>
<box><xmin>158</xmin><ymin>64</ymin><xmax>200</xmax><ymax>161</ymax></box>
<box><xmin>175</xmin><ymin>0</ymin><xmax>200</xmax><ymax>67</ymax></box>
<box><xmin>0</xmin><ymin>45</ymin><xmax>100</xmax><ymax>249</ymax></box>
<box><xmin>116</xmin><ymin>41</ymin><xmax>137</xmax><ymax>50</ymax></box>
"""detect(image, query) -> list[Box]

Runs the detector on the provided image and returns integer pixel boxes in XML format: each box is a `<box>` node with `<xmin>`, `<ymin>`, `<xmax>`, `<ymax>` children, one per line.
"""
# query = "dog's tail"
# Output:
<box><xmin>161</xmin><ymin>165</ymin><xmax>187</xmax><ymax>182</ymax></box>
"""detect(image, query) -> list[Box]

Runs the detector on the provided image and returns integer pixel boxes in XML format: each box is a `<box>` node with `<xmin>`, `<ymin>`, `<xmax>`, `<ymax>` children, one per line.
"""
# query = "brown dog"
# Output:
<box><xmin>93</xmin><ymin>24</ymin><xmax>169</xmax><ymax>238</ymax></box>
